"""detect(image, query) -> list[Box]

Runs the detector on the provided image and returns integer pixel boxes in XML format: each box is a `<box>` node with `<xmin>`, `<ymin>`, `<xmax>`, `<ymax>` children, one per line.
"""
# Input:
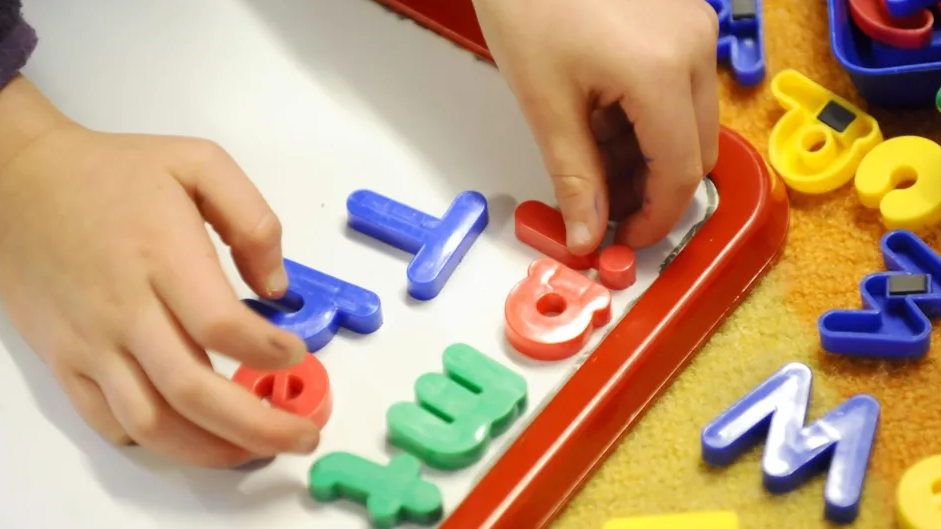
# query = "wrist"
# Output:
<box><xmin>0</xmin><ymin>75</ymin><xmax>73</xmax><ymax>174</ymax></box>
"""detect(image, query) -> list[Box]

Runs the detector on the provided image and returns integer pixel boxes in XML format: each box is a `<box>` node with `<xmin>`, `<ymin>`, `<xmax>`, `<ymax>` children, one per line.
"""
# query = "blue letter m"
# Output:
<box><xmin>701</xmin><ymin>363</ymin><xmax>879</xmax><ymax>524</ymax></box>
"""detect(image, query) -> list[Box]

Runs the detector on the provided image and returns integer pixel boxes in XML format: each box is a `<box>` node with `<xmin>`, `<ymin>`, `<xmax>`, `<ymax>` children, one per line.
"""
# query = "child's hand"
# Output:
<box><xmin>0</xmin><ymin>77</ymin><xmax>320</xmax><ymax>467</ymax></box>
<box><xmin>473</xmin><ymin>0</ymin><xmax>720</xmax><ymax>253</ymax></box>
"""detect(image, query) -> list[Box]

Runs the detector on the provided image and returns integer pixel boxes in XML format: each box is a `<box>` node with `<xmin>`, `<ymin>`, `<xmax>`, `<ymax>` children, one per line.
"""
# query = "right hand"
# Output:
<box><xmin>473</xmin><ymin>0</ymin><xmax>719</xmax><ymax>253</ymax></box>
<box><xmin>0</xmin><ymin>76</ymin><xmax>321</xmax><ymax>467</ymax></box>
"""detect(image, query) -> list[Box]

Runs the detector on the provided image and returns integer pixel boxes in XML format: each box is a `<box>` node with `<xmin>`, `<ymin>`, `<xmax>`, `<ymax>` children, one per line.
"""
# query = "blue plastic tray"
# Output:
<box><xmin>828</xmin><ymin>0</ymin><xmax>941</xmax><ymax>107</ymax></box>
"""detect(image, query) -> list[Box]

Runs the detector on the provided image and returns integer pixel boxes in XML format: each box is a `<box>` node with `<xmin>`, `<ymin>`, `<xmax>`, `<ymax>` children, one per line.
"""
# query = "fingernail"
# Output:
<box><xmin>566</xmin><ymin>221</ymin><xmax>593</xmax><ymax>249</ymax></box>
<box><xmin>270</xmin><ymin>332</ymin><xmax>307</xmax><ymax>365</ymax></box>
<box><xmin>266</xmin><ymin>265</ymin><xmax>289</xmax><ymax>297</ymax></box>
<box><xmin>294</xmin><ymin>428</ymin><xmax>320</xmax><ymax>453</ymax></box>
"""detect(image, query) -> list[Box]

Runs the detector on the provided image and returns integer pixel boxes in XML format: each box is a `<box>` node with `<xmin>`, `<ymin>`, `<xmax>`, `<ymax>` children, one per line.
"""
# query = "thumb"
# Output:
<box><xmin>520</xmin><ymin>83</ymin><xmax>608</xmax><ymax>255</ymax></box>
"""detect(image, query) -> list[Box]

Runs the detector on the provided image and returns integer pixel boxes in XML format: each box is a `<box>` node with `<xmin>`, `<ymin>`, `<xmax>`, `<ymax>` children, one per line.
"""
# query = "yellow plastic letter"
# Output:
<box><xmin>897</xmin><ymin>455</ymin><xmax>941</xmax><ymax>529</ymax></box>
<box><xmin>855</xmin><ymin>136</ymin><xmax>941</xmax><ymax>230</ymax></box>
<box><xmin>768</xmin><ymin>69</ymin><xmax>882</xmax><ymax>194</ymax></box>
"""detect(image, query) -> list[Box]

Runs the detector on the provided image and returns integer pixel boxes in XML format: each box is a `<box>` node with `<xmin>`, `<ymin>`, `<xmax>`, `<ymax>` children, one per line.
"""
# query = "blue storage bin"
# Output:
<box><xmin>828</xmin><ymin>0</ymin><xmax>941</xmax><ymax>107</ymax></box>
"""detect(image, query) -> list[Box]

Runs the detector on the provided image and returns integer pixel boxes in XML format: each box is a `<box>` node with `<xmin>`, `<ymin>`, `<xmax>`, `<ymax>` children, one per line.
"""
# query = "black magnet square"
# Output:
<box><xmin>732</xmin><ymin>0</ymin><xmax>757</xmax><ymax>19</ymax></box>
<box><xmin>817</xmin><ymin>100</ymin><xmax>856</xmax><ymax>133</ymax></box>
<box><xmin>888</xmin><ymin>274</ymin><xmax>930</xmax><ymax>296</ymax></box>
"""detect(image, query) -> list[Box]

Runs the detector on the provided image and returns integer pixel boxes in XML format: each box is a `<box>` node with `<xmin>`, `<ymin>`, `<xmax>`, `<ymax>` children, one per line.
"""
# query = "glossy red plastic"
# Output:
<box><xmin>514</xmin><ymin>201</ymin><xmax>597</xmax><ymax>270</ymax></box>
<box><xmin>514</xmin><ymin>200</ymin><xmax>638</xmax><ymax>290</ymax></box>
<box><xmin>597</xmin><ymin>245</ymin><xmax>637</xmax><ymax>290</ymax></box>
<box><xmin>370</xmin><ymin>4</ymin><xmax>788</xmax><ymax>525</ymax></box>
<box><xmin>371</xmin><ymin>0</ymin><xmax>491</xmax><ymax>60</ymax></box>
<box><xmin>505</xmin><ymin>257</ymin><xmax>613</xmax><ymax>361</ymax></box>
<box><xmin>232</xmin><ymin>355</ymin><xmax>333</xmax><ymax>428</ymax></box>
<box><xmin>848</xmin><ymin>0</ymin><xmax>934</xmax><ymax>49</ymax></box>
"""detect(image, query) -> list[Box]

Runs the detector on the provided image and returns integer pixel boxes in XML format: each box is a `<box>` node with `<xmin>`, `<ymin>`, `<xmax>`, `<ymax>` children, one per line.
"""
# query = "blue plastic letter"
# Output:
<box><xmin>818</xmin><ymin>230</ymin><xmax>941</xmax><ymax>359</ymax></box>
<box><xmin>701</xmin><ymin>362</ymin><xmax>880</xmax><ymax>524</ymax></box>
<box><xmin>705</xmin><ymin>0</ymin><xmax>766</xmax><ymax>87</ymax></box>
<box><xmin>346</xmin><ymin>189</ymin><xmax>488</xmax><ymax>300</ymax></box>
<box><xmin>245</xmin><ymin>258</ymin><xmax>382</xmax><ymax>352</ymax></box>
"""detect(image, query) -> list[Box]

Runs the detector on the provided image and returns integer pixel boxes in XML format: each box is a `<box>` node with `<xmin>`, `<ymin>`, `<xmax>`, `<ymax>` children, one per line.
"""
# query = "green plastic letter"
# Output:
<box><xmin>308</xmin><ymin>452</ymin><xmax>442</xmax><ymax>528</ymax></box>
<box><xmin>387</xmin><ymin>343</ymin><xmax>528</xmax><ymax>469</ymax></box>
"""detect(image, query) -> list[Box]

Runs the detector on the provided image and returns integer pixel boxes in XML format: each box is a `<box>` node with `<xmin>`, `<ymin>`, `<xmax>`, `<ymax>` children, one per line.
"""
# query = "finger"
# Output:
<box><xmin>617</xmin><ymin>76</ymin><xmax>703</xmax><ymax>248</ymax></box>
<box><xmin>148</xmin><ymin>205</ymin><xmax>306</xmax><ymax>370</ymax></box>
<box><xmin>167</xmin><ymin>139</ymin><xmax>288</xmax><ymax>299</ymax></box>
<box><xmin>128</xmin><ymin>302</ymin><xmax>321</xmax><ymax>457</ymax></box>
<box><xmin>602</xmin><ymin>136</ymin><xmax>646</xmax><ymax>220</ymax></box>
<box><xmin>691</xmin><ymin>32</ymin><xmax>720</xmax><ymax>175</ymax></box>
<box><xmin>516</xmin><ymin>77</ymin><xmax>608</xmax><ymax>255</ymax></box>
<box><xmin>60</xmin><ymin>372</ymin><xmax>132</xmax><ymax>446</ymax></box>
<box><xmin>95</xmin><ymin>349</ymin><xmax>255</xmax><ymax>468</ymax></box>
<box><xmin>590</xmin><ymin>104</ymin><xmax>631</xmax><ymax>144</ymax></box>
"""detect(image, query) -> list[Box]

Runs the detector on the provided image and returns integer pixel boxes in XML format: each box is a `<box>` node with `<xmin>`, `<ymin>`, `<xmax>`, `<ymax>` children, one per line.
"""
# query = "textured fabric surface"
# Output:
<box><xmin>0</xmin><ymin>0</ymin><xmax>36</xmax><ymax>90</ymax></box>
<box><xmin>0</xmin><ymin>0</ymin><xmax>22</xmax><ymax>38</ymax></box>
<box><xmin>552</xmin><ymin>1</ymin><xmax>941</xmax><ymax>527</ymax></box>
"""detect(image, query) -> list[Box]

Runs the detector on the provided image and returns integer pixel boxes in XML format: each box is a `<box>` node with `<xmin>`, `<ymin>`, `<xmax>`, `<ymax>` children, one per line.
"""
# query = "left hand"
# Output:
<box><xmin>473</xmin><ymin>0</ymin><xmax>721</xmax><ymax>253</ymax></box>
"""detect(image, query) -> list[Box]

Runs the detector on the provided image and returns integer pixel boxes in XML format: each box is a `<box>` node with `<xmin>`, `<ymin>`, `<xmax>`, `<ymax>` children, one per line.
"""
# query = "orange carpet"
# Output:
<box><xmin>552</xmin><ymin>1</ymin><xmax>941</xmax><ymax>527</ymax></box>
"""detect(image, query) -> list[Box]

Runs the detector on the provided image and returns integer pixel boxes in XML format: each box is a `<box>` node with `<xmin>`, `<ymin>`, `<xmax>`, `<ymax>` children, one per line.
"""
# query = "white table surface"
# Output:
<box><xmin>1</xmin><ymin>2</ymin><xmax>716</xmax><ymax>528</ymax></box>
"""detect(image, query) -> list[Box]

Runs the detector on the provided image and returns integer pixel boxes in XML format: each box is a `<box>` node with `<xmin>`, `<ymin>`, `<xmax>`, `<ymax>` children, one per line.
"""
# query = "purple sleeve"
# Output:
<box><xmin>0</xmin><ymin>1</ymin><xmax>37</xmax><ymax>89</ymax></box>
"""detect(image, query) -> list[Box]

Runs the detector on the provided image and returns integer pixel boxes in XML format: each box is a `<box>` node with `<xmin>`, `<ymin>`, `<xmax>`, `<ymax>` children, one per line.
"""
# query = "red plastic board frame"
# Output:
<box><xmin>369</xmin><ymin>3</ymin><xmax>789</xmax><ymax>526</ymax></box>
<box><xmin>372</xmin><ymin>0</ymin><xmax>492</xmax><ymax>60</ymax></box>
<box><xmin>440</xmin><ymin>126</ymin><xmax>788</xmax><ymax>528</ymax></box>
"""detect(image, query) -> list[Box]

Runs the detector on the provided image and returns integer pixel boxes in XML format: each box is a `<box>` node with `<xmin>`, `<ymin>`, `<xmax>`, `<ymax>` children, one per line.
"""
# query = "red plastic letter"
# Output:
<box><xmin>232</xmin><ymin>354</ymin><xmax>333</xmax><ymax>428</ymax></box>
<box><xmin>505</xmin><ymin>257</ymin><xmax>613</xmax><ymax>361</ymax></box>
<box><xmin>848</xmin><ymin>0</ymin><xmax>933</xmax><ymax>49</ymax></box>
<box><xmin>598</xmin><ymin>245</ymin><xmax>636</xmax><ymax>290</ymax></box>
<box><xmin>515</xmin><ymin>200</ymin><xmax>637</xmax><ymax>290</ymax></box>
<box><xmin>515</xmin><ymin>201</ymin><xmax>597</xmax><ymax>270</ymax></box>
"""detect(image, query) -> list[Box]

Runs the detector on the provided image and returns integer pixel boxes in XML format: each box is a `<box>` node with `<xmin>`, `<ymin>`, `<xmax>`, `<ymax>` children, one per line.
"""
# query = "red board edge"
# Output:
<box><xmin>367</xmin><ymin>2</ymin><xmax>790</xmax><ymax>525</ymax></box>
<box><xmin>369</xmin><ymin>0</ymin><xmax>493</xmax><ymax>61</ymax></box>
<box><xmin>443</xmin><ymin>126</ymin><xmax>790</xmax><ymax>528</ymax></box>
